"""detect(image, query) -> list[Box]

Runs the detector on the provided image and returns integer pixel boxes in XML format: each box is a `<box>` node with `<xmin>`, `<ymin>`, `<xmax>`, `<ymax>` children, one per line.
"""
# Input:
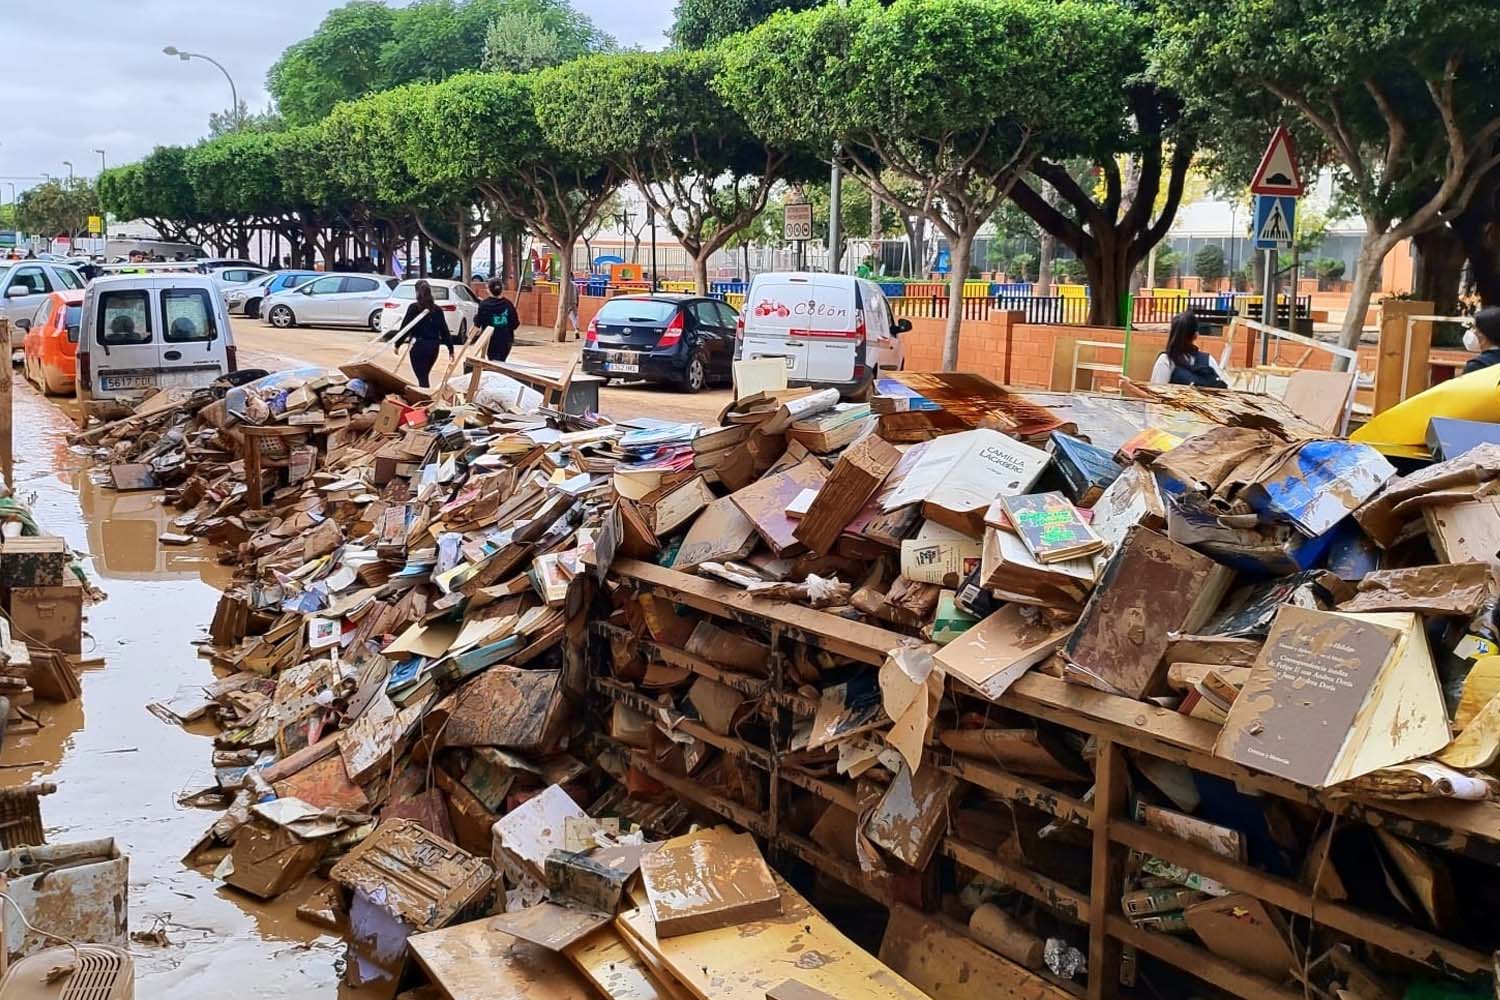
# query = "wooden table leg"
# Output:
<box><xmin>1088</xmin><ymin>738</ymin><xmax>1130</xmax><ymax>1000</ymax></box>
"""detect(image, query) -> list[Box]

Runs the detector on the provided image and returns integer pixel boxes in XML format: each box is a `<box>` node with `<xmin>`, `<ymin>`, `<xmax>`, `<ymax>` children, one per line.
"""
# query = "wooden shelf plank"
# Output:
<box><xmin>591</xmin><ymin>622</ymin><xmax>772</xmax><ymax>701</ymax></box>
<box><xmin>630</xmin><ymin>754</ymin><xmax>770</xmax><ymax>837</ymax></box>
<box><xmin>1112</xmin><ymin>819</ymin><xmax>1489</xmax><ymax>976</ymax></box>
<box><xmin>944</xmin><ymin>756</ymin><xmax>1092</xmax><ymax>826</ymax></box>
<box><xmin>1086</xmin><ymin>740</ymin><xmax>1128</xmax><ymax>1000</ymax></box>
<box><xmin>594</xmin><ymin>678</ymin><xmax>773</xmax><ymax>770</ymax></box>
<box><xmin>1106</xmin><ymin>916</ymin><xmax>1303</xmax><ymax>1000</ymax></box>
<box><xmin>1001</xmin><ymin>672</ymin><xmax>1500</xmax><ymax>861</ymax></box>
<box><xmin>778</xmin><ymin>767</ymin><xmax>861</xmax><ymax>813</ymax></box>
<box><xmin>614</xmin><ymin>559</ymin><xmax>906</xmax><ymax>666</ymax></box>
<box><xmin>942</xmin><ymin>837</ymin><xmax>1088</xmax><ymax>926</ymax></box>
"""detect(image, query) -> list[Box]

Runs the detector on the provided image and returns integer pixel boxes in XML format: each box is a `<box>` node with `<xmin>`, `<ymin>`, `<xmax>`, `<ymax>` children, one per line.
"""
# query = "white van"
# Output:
<box><xmin>735</xmin><ymin>273</ymin><xmax>909</xmax><ymax>396</ymax></box>
<box><xmin>78</xmin><ymin>273</ymin><xmax>238</xmax><ymax>404</ymax></box>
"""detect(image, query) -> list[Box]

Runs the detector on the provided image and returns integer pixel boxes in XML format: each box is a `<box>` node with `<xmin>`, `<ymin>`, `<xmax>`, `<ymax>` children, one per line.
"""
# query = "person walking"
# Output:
<box><xmin>393</xmin><ymin>279</ymin><xmax>455</xmax><ymax>388</ymax></box>
<box><xmin>475</xmin><ymin>278</ymin><xmax>520</xmax><ymax>362</ymax></box>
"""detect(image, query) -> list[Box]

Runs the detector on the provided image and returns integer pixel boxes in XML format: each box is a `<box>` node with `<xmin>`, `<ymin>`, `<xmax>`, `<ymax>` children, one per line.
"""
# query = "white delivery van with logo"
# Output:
<box><xmin>735</xmin><ymin>273</ymin><xmax>909</xmax><ymax>396</ymax></box>
<box><xmin>78</xmin><ymin>273</ymin><xmax>238</xmax><ymax>407</ymax></box>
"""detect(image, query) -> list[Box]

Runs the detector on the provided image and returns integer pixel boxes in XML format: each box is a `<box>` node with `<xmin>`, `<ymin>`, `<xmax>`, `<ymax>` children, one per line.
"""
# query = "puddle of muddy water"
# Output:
<box><xmin>1</xmin><ymin>380</ymin><xmax>373</xmax><ymax>997</ymax></box>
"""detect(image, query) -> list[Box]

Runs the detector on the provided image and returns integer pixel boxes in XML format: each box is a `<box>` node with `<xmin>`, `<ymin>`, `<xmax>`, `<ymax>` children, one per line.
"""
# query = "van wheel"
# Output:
<box><xmin>368</xmin><ymin>309</ymin><xmax>383</xmax><ymax>332</ymax></box>
<box><xmin>268</xmin><ymin>305</ymin><xmax>296</xmax><ymax>329</ymax></box>
<box><xmin>679</xmin><ymin>353</ymin><xmax>707</xmax><ymax>394</ymax></box>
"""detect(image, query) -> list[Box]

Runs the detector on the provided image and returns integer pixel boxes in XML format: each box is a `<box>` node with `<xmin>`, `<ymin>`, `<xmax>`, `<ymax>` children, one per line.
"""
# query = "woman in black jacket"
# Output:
<box><xmin>474</xmin><ymin>278</ymin><xmax>521</xmax><ymax>362</ymax></box>
<box><xmin>393</xmin><ymin>280</ymin><xmax>455</xmax><ymax>388</ymax></box>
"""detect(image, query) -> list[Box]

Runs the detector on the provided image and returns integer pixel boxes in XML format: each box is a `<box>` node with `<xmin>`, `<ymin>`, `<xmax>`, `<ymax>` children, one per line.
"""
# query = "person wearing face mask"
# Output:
<box><xmin>1150</xmin><ymin>312</ymin><xmax>1228</xmax><ymax>388</ymax></box>
<box><xmin>1463</xmin><ymin>308</ymin><xmax>1500</xmax><ymax>374</ymax></box>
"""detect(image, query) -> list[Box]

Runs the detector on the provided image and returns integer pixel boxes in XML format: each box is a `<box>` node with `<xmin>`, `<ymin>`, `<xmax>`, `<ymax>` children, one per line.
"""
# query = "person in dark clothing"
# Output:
<box><xmin>1463</xmin><ymin>307</ymin><xmax>1500</xmax><ymax>374</ymax></box>
<box><xmin>475</xmin><ymin>278</ymin><xmax>520</xmax><ymax>362</ymax></box>
<box><xmin>393</xmin><ymin>280</ymin><xmax>455</xmax><ymax>388</ymax></box>
<box><xmin>1151</xmin><ymin>311</ymin><xmax>1227</xmax><ymax>388</ymax></box>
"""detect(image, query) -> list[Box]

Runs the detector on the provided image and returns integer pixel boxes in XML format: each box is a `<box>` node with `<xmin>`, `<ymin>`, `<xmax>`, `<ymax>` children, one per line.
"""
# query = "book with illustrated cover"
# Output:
<box><xmin>1001</xmin><ymin>492</ymin><xmax>1105</xmax><ymax>564</ymax></box>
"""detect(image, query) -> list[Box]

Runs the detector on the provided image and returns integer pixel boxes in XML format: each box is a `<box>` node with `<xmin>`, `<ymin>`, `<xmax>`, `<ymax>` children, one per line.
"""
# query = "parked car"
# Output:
<box><xmin>379</xmin><ymin>279</ymin><xmax>479</xmax><ymax>340</ymax></box>
<box><xmin>207</xmin><ymin>266</ymin><xmax>269</xmax><ymax>291</ymax></box>
<box><xmin>194</xmin><ymin>257</ymin><xmax>259</xmax><ymax>273</ymax></box>
<box><xmin>1</xmin><ymin>260</ymin><xmax>86</xmax><ymax>348</ymax></box>
<box><xmin>735</xmin><ymin>272</ymin><xmax>908</xmax><ymax>397</ymax></box>
<box><xmin>582</xmin><ymin>294</ymin><xmax>738</xmax><ymax>393</ymax></box>
<box><xmin>77</xmin><ymin>273</ymin><xmax>237</xmax><ymax>406</ymax></box>
<box><xmin>225</xmin><ymin>270</ymin><xmax>321</xmax><ymax>318</ymax></box>
<box><xmin>21</xmin><ymin>289</ymin><xmax>84</xmax><ymax>395</ymax></box>
<box><xmin>262</xmin><ymin>273</ymin><xmax>398</xmax><ymax>331</ymax></box>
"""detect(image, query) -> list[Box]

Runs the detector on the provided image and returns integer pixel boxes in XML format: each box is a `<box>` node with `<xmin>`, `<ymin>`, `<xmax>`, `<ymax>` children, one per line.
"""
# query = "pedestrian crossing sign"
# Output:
<box><xmin>1254</xmin><ymin>194</ymin><xmax>1296</xmax><ymax>250</ymax></box>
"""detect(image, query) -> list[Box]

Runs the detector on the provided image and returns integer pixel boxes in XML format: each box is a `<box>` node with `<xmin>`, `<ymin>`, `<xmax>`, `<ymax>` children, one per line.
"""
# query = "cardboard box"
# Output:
<box><xmin>9</xmin><ymin>581</ymin><xmax>82</xmax><ymax>655</ymax></box>
<box><xmin>375</xmin><ymin>397</ymin><xmax>407</xmax><ymax>435</ymax></box>
<box><xmin>0</xmin><ymin>537</ymin><xmax>69</xmax><ymax>588</ymax></box>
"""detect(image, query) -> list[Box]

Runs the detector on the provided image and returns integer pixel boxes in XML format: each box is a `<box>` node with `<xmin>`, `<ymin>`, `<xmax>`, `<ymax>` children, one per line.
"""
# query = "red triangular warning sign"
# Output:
<box><xmin>1251</xmin><ymin>127</ymin><xmax>1304</xmax><ymax>196</ymax></box>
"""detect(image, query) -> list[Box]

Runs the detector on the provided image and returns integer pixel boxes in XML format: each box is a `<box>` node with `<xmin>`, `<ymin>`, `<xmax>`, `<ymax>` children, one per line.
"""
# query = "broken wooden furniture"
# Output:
<box><xmin>237</xmin><ymin>424</ymin><xmax>311</xmax><ymax>510</ymax></box>
<box><xmin>465</xmin><ymin>357</ymin><xmax>603</xmax><ymax>416</ymax></box>
<box><xmin>599</xmin><ymin>559</ymin><xmax>1500</xmax><ymax>1000</ymax></box>
<box><xmin>0</xmin><ymin>784</ymin><xmax>54</xmax><ymax>850</ymax></box>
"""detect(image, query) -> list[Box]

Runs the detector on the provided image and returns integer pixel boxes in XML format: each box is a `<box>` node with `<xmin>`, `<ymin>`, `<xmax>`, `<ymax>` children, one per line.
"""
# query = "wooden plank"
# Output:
<box><xmin>879</xmin><ymin>903</ymin><xmax>1074</xmax><ymax>1000</ymax></box>
<box><xmin>1086</xmin><ymin>740</ymin><xmax>1127</xmax><ymax>1000</ymax></box>
<box><xmin>564</xmin><ymin>926</ymin><xmax>681</xmax><ymax>1000</ymax></box>
<box><xmin>1106</xmin><ymin>916</ymin><xmax>1302</xmax><ymax>1000</ymax></box>
<box><xmin>942</xmin><ymin>838</ymin><xmax>1088</xmax><ymax>925</ymax></box>
<box><xmin>943</xmin><ymin>757</ymin><xmax>1091</xmax><ymax>826</ymax></box>
<box><xmin>593</xmin><ymin>623</ymin><xmax>772</xmax><ymax>701</ymax></box>
<box><xmin>777</xmin><ymin>832</ymin><xmax>905</xmax><ymax>910</ymax></box>
<box><xmin>1111</xmin><ymin>819</ymin><xmax>1488</xmax><ymax>976</ymax></box>
<box><xmin>407</xmin><ymin>921</ymin><xmax>595</xmax><ymax>1000</ymax></box>
<box><xmin>778</xmin><ymin>767</ymin><xmax>860</xmax><ymax>813</ymax></box>
<box><xmin>614</xmin><ymin>559</ymin><xmax>905</xmax><ymax>666</ymax></box>
<box><xmin>1002</xmin><ymin>671</ymin><xmax>1500</xmax><ymax>862</ymax></box>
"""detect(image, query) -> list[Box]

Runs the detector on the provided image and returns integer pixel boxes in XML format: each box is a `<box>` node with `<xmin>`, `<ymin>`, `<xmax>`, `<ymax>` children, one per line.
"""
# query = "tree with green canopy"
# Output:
<box><xmin>670</xmin><ymin>0</ymin><xmax>822</xmax><ymax>49</ymax></box>
<box><xmin>186</xmin><ymin>132</ymin><xmax>290</xmax><ymax>257</ymax></box>
<box><xmin>1004</xmin><ymin>4</ymin><xmax>1196</xmax><ymax>325</ymax></box>
<box><xmin>719</xmin><ymin>0</ymin><xmax>1133</xmax><ymax>369</ymax></box>
<box><xmin>410</xmin><ymin>71</ymin><xmax>619</xmax><ymax>339</ymax></box>
<box><xmin>16</xmin><ymin>179</ymin><xmax>99</xmax><ymax>244</ymax></box>
<box><xmin>97</xmin><ymin>147</ymin><xmax>202</xmax><ymax>244</ymax></box>
<box><xmin>483</xmin><ymin>0</ymin><xmax>615</xmax><ymax>72</ymax></box>
<box><xmin>537</xmin><ymin>49</ymin><xmax>819</xmax><ymax>293</ymax></box>
<box><xmin>1156</xmin><ymin>0</ymin><xmax>1500</xmax><ymax>360</ymax></box>
<box><xmin>267</xmin><ymin>1</ymin><xmax>398</xmax><ymax>127</ymax></box>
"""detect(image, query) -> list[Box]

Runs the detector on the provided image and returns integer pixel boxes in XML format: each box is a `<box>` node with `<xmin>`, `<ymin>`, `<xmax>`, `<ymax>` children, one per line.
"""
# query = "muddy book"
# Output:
<box><xmin>1214</xmin><ymin>605</ymin><xmax>1450</xmax><ymax>788</ymax></box>
<box><xmin>1001</xmin><ymin>492</ymin><xmax>1105</xmax><ymax>563</ymax></box>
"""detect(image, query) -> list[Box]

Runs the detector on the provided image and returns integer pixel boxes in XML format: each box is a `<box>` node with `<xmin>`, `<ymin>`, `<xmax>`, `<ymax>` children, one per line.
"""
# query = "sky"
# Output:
<box><xmin>0</xmin><ymin>0</ymin><xmax>674</xmax><ymax>199</ymax></box>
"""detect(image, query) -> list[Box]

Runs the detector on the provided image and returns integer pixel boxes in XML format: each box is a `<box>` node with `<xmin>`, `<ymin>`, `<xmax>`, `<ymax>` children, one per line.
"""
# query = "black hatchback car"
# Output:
<box><xmin>582</xmin><ymin>295</ymin><xmax>738</xmax><ymax>393</ymax></box>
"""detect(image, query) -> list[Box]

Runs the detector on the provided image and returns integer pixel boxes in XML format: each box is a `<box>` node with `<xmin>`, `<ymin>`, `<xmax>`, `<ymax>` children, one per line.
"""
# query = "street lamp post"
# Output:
<box><xmin>93</xmin><ymin>150</ymin><xmax>106</xmax><ymax>175</ymax></box>
<box><xmin>163</xmin><ymin>46</ymin><xmax>240</xmax><ymax>126</ymax></box>
<box><xmin>63</xmin><ymin>161</ymin><xmax>73</xmax><ymax>181</ymax></box>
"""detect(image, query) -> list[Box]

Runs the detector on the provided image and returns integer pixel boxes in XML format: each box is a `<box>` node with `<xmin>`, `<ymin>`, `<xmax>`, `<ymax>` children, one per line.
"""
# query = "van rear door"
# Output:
<box><xmin>158</xmin><ymin>283</ymin><xmax>227</xmax><ymax>384</ymax></box>
<box><xmin>91</xmin><ymin>284</ymin><xmax>162</xmax><ymax>396</ymax></box>
<box><xmin>804</xmin><ymin>277</ymin><xmax>859</xmax><ymax>383</ymax></box>
<box><xmin>741</xmin><ymin>276</ymin><xmax>809</xmax><ymax>380</ymax></box>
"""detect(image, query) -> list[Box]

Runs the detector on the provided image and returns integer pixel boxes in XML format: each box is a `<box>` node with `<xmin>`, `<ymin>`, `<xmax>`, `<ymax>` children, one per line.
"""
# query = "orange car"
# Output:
<box><xmin>22</xmin><ymin>289</ymin><xmax>83</xmax><ymax>395</ymax></box>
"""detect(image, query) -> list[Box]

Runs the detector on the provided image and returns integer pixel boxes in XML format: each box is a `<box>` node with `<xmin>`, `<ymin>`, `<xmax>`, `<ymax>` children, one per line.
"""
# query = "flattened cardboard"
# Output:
<box><xmin>490</xmin><ymin>901</ymin><xmax>611</xmax><ymax>952</ymax></box>
<box><xmin>1064</xmin><ymin>526</ymin><xmax>1232</xmax><ymax>699</ymax></box>
<box><xmin>672</xmin><ymin>497</ymin><xmax>758</xmax><ymax>572</ymax></box>
<box><xmin>933</xmin><ymin>605</ymin><xmax>1071</xmax><ymax>703</ymax></box>
<box><xmin>794</xmin><ymin>434</ymin><xmax>901</xmax><ymax>555</ymax></box>
<box><xmin>729</xmin><ymin>456</ymin><xmax>829</xmax><ymax>556</ymax></box>
<box><xmin>1214</xmin><ymin>606</ymin><xmax>1450</xmax><ymax>788</ymax></box>
<box><xmin>1339</xmin><ymin>562</ymin><xmax>1492</xmax><ymax>617</ymax></box>
<box><xmin>1184</xmin><ymin>893</ymin><xmax>1297</xmax><ymax>981</ymax></box>
<box><xmin>639</xmin><ymin>826</ymin><xmax>781</xmax><ymax>938</ymax></box>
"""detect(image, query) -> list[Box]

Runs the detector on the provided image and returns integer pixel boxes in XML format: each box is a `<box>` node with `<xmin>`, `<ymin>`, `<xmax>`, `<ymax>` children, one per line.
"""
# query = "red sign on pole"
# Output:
<box><xmin>1250</xmin><ymin>126</ymin><xmax>1304</xmax><ymax>196</ymax></box>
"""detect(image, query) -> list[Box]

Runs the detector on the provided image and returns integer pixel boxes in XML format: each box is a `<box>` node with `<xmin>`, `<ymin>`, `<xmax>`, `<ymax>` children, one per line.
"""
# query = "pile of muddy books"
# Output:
<box><xmin>107</xmin><ymin>355</ymin><xmax>1500</xmax><ymax>1000</ymax></box>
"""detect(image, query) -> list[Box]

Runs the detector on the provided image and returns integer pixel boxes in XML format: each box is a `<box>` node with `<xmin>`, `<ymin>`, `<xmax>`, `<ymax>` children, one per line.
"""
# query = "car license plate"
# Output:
<box><xmin>101</xmin><ymin>374</ymin><xmax>155</xmax><ymax>390</ymax></box>
<box><xmin>607</xmin><ymin>363</ymin><xmax>639</xmax><ymax>374</ymax></box>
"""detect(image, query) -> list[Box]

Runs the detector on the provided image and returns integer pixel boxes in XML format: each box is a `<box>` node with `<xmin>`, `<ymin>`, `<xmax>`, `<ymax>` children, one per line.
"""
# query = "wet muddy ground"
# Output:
<box><xmin>0</xmin><ymin>379</ymin><xmax>361</xmax><ymax>997</ymax></box>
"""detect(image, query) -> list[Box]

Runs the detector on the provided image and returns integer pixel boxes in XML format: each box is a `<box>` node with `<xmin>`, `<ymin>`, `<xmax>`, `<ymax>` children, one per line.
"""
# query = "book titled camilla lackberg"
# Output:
<box><xmin>1001</xmin><ymin>492</ymin><xmax>1106</xmax><ymax>564</ymax></box>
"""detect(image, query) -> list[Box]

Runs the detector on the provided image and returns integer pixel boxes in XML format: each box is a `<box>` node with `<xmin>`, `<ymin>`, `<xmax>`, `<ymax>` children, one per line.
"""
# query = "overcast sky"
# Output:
<box><xmin>0</xmin><ymin>0</ymin><xmax>673</xmax><ymax>197</ymax></box>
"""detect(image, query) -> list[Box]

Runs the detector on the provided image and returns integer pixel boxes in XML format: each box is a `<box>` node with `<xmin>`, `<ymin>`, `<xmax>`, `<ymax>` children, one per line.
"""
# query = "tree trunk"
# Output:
<box><xmin>941</xmin><ymin>232</ymin><xmax>974</xmax><ymax>371</ymax></box>
<box><xmin>905</xmin><ymin>216</ymin><xmax>927</xmax><ymax>278</ymax></box>
<box><xmin>1411</xmin><ymin>225</ymin><xmax>1466</xmax><ymax>314</ymax></box>
<box><xmin>693</xmin><ymin>254</ymin><xmax>710</xmax><ymax>295</ymax></box>
<box><xmin>554</xmin><ymin>238</ymin><xmax>576</xmax><ymax>342</ymax></box>
<box><xmin>1082</xmin><ymin>231</ymin><xmax>1130</xmax><ymax>327</ymax></box>
<box><xmin>1037</xmin><ymin>230</ymin><xmax>1055</xmax><ymax>295</ymax></box>
<box><xmin>1335</xmin><ymin>238</ymin><xmax>1387</xmax><ymax>368</ymax></box>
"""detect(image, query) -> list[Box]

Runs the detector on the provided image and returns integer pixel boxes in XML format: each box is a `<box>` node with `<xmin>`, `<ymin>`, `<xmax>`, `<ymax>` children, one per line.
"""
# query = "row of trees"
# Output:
<box><xmin>93</xmin><ymin>0</ymin><xmax>1500</xmax><ymax>366</ymax></box>
<box><xmin>13</xmin><ymin>179</ymin><xmax>100</xmax><ymax>246</ymax></box>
